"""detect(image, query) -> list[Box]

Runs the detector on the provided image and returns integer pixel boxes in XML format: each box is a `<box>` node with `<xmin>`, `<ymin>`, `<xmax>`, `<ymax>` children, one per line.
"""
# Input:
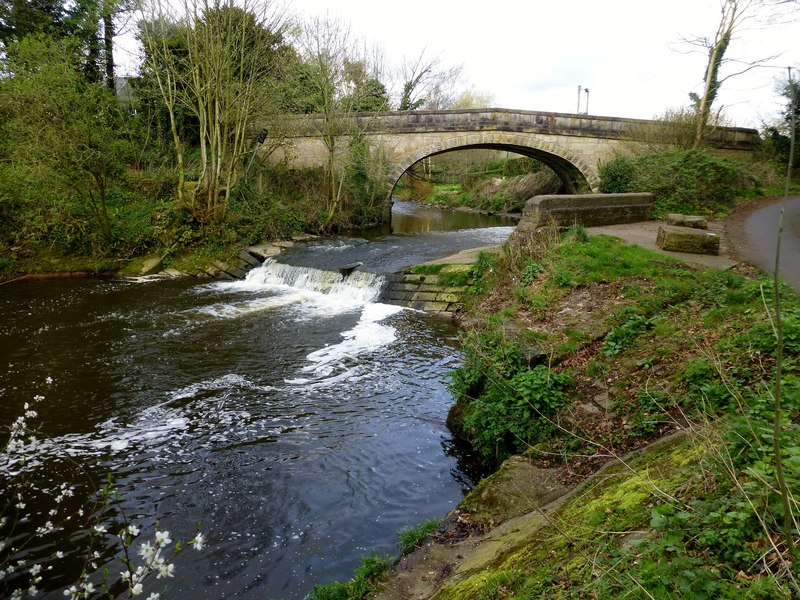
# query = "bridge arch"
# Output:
<box><xmin>386</xmin><ymin>131</ymin><xmax>597</xmax><ymax>196</ymax></box>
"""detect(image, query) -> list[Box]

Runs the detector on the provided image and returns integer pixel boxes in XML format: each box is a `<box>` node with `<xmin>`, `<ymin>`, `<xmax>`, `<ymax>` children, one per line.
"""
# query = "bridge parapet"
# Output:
<box><xmin>270</xmin><ymin>108</ymin><xmax>760</xmax><ymax>195</ymax></box>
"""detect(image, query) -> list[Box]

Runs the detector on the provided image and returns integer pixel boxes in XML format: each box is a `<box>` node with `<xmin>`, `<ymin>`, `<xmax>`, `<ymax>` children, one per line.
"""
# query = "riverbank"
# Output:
<box><xmin>366</xmin><ymin>202</ymin><xmax>800</xmax><ymax>598</ymax></box>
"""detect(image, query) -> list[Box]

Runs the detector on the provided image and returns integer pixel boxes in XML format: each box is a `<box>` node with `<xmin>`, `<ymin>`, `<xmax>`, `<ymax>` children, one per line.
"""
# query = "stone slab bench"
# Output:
<box><xmin>657</xmin><ymin>224</ymin><xmax>720</xmax><ymax>255</ymax></box>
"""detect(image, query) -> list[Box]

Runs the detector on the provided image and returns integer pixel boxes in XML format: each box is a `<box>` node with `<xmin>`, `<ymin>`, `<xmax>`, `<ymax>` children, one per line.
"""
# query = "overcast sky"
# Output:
<box><xmin>116</xmin><ymin>0</ymin><xmax>800</xmax><ymax>129</ymax></box>
<box><xmin>287</xmin><ymin>0</ymin><xmax>800</xmax><ymax>129</ymax></box>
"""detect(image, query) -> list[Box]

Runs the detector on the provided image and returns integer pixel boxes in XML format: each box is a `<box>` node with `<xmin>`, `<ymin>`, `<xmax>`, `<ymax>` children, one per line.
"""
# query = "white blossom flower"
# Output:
<box><xmin>154</xmin><ymin>530</ymin><xmax>171</xmax><ymax>547</ymax></box>
<box><xmin>156</xmin><ymin>562</ymin><xmax>174</xmax><ymax>579</ymax></box>
<box><xmin>45</xmin><ymin>376</ymin><xmax>53</xmax><ymax>384</ymax></box>
<box><xmin>146</xmin><ymin>594</ymin><xmax>161</xmax><ymax>600</ymax></box>
<box><xmin>93</xmin><ymin>525</ymin><xmax>107</xmax><ymax>535</ymax></box>
<box><xmin>191</xmin><ymin>532</ymin><xmax>205</xmax><ymax>551</ymax></box>
<box><xmin>29</xmin><ymin>564</ymin><xmax>41</xmax><ymax>576</ymax></box>
<box><xmin>138</xmin><ymin>542</ymin><xmax>155</xmax><ymax>560</ymax></box>
<box><xmin>127</xmin><ymin>525</ymin><xmax>140</xmax><ymax>537</ymax></box>
<box><xmin>131</xmin><ymin>583</ymin><xmax>143</xmax><ymax>595</ymax></box>
<box><xmin>55</xmin><ymin>551</ymin><xmax>64</xmax><ymax>559</ymax></box>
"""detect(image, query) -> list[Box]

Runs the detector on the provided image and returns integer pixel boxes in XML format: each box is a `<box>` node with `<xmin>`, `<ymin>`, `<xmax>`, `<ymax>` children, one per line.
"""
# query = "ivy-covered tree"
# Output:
<box><xmin>0</xmin><ymin>0</ymin><xmax>66</xmax><ymax>46</ymax></box>
<box><xmin>296</xmin><ymin>13</ymin><xmax>390</xmax><ymax>228</ymax></box>
<box><xmin>396</xmin><ymin>49</ymin><xmax>462</xmax><ymax>111</ymax></box>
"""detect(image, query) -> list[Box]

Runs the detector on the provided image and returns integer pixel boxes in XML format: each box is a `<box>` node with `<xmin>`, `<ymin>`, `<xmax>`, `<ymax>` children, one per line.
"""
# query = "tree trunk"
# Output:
<box><xmin>103</xmin><ymin>10</ymin><xmax>115</xmax><ymax>90</ymax></box>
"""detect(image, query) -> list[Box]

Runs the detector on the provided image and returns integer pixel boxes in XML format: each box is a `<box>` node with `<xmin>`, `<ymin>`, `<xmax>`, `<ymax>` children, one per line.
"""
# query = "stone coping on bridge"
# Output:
<box><xmin>286</xmin><ymin>107</ymin><xmax>759</xmax><ymax>149</ymax></box>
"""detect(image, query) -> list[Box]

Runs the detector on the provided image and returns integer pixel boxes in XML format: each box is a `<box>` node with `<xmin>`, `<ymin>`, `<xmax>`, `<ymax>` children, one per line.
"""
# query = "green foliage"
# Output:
<box><xmin>450</xmin><ymin>328</ymin><xmax>572</xmax><ymax>464</ymax></box>
<box><xmin>598</xmin><ymin>149</ymin><xmax>756</xmax><ymax>217</ymax></box>
<box><xmin>410</xmin><ymin>264</ymin><xmax>445</xmax><ymax>275</ymax></box>
<box><xmin>397</xmin><ymin>518</ymin><xmax>439</xmax><ymax>555</ymax></box>
<box><xmin>597</xmin><ymin>155</ymin><xmax>636</xmax><ymax>193</ymax></box>
<box><xmin>306</xmin><ymin>554</ymin><xmax>390</xmax><ymax>600</ymax></box>
<box><xmin>602</xmin><ymin>315</ymin><xmax>652</xmax><ymax>356</ymax></box>
<box><xmin>520</xmin><ymin>260</ymin><xmax>544</xmax><ymax>286</ymax></box>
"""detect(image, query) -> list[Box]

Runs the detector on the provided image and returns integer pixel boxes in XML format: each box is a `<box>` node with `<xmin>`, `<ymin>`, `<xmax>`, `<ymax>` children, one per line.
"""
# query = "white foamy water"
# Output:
<box><xmin>0</xmin><ymin>374</ymin><xmax>280</xmax><ymax>474</ymax></box>
<box><xmin>192</xmin><ymin>260</ymin><xmax>387</xmax><ymax>320</ymax></box>
<box><xmin>288</xmin><ymin>303</ymin><xmax>405</xmax><ymax>388</ymax></box>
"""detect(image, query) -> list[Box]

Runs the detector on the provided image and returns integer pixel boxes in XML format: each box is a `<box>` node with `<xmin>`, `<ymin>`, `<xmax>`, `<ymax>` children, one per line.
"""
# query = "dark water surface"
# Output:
<box><xmin>0</xmin><ymin>202</ymin><xmax>514</xmax><ymax>599</ymax></box>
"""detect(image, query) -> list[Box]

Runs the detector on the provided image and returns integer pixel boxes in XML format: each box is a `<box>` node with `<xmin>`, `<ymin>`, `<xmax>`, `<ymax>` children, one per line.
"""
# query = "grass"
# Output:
<box><xmin>440</xmin><ymin>223</ymin><xmax>800</xmax><ymax>596</ymax></box>
<box><xmin>397</xmin><ymin>518</ymin><xmax>440</xmax><ymax>555</ymax></box>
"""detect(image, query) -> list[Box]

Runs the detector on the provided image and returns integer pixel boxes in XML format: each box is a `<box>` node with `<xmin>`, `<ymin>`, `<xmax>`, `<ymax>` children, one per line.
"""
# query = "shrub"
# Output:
<box><xmin>598</xmin><ymin>156</ymin><xmax>636</xmax><ymax>193</ymax></box>
<box><xmin>451</xmin><ymin>334</ymin><xmax>573</xmax><ymax>463</ymax></box>
<box><xmin>598</xmin><ymin>149</ymin><xmax>756</xmax><ymax>218</ymax></box>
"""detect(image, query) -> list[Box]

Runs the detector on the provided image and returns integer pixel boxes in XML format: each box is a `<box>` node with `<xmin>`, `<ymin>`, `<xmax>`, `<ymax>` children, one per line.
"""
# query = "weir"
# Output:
<box><xmin>0</xmin><ymin>201</ymin><xmax>512</xmax><ymax>599</ymax></box>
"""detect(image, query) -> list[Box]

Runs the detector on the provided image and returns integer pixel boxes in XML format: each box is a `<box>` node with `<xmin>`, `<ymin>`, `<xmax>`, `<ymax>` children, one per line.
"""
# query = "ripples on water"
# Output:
<box><xmin>0</xmin><ymin>207</ymin><xmax>509</xmax><ymax>598</ymax></box>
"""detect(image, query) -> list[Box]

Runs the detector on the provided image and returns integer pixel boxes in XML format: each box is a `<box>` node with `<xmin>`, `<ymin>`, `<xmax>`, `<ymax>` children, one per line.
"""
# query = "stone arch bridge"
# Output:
<box><xmin>266</xmin><ymin>108</ymin><xmax>759</xmax><ymax>195</ymax></box>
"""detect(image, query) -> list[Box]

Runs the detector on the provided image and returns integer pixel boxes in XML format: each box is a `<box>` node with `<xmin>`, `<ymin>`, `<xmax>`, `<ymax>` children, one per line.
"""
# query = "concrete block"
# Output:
<box><xmin>656</xmin><ymin>225</ymin><xmax>719</xmax><ymax>255</ymax></box>
<box><xmin>411</xmin><ymin>292</ymin><xmax>439</xmax><ymax>302</ymax></box>
<box><xmin>139</xmin><ymin>257</ymin><xmax>163</xmax><ymax>276</ymax></box>
<box><xmin>435</xmin><ymin>293</ymin><xmax>462</xmax><ymax>303</ymax></box>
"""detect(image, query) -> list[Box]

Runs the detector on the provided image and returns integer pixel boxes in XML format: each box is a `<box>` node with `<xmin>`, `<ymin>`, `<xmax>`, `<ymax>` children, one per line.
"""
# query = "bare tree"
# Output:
<box><xmin>138</xmin><ymin>0</ymin><xmax>287</xmax><ymax>223</ymax></box>
<box><xmin>453</xmin><ymin>88</ymin><xmax>495</xmax><ymax>109</ymax></box>
<box><xmin>687</xmin><ymin>0</ymin><xmax>796</xmax><ymax>147</ymax></box>
<box><xmin>395</xmin><ymin>48</ymin><xmax>463</xmax><ymax>111</ymax></box>
<box><xmin>295</xmin><ymin>13</ymin><xmax>388</xmax><ymax>228</ymax></box>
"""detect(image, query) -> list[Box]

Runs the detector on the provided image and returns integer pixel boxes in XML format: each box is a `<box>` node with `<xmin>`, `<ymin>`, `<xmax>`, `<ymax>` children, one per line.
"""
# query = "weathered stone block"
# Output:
<box><xmin>666</xmin><ymin>213</ymin><xmax>708</xmax><ymax>230</ymax></box>
<box><xmin>401</xmin><ymin>274</ymin><xmax>425</xmax><ymax>284</ymax></box>
<box><xmin>410</xmin><ymin>300</ymin><xmax>449</xmax><ymax>312</ymax></box>
<box><xmin>411</xmin><ymin>292</ymin><xmax>439</xmax><ymax>302</ymax></box>
<box><xmin>225</xmin><ymin>265</ymin><xmax>248</xmax><ymax>279</ymax></box>
<box><xmin>247</xmin><ymin>243</ymin><xmax>282</xmax><ymax>260</ymax></box>
<box><xmin>435</xmin><ymin>293</ymin><xmax>462</xmax><ymax>303</ymax></box>
<box><xmin>656</xmin><ymin>225</ymin><xmax>719</xmax><ymax>255</ymax></box>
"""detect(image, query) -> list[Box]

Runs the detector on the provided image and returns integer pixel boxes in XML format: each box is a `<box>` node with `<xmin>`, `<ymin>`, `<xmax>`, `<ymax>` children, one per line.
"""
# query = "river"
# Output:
<box><xmin>0</xmin><ymin>202</ymin><xmax>516</xmax><ymax>599</ymax></box>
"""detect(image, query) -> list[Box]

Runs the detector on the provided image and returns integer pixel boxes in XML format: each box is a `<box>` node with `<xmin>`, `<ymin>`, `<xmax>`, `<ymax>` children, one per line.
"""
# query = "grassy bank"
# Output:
<box><xmin>429</xmin><ymin>222</ymin><xmax>800</xmax><ymax>597</ymax></box>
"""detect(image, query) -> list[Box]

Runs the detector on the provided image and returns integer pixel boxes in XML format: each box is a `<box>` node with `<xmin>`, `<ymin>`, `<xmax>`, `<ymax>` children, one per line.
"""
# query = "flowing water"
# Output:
<box><xmin>0</xmin><ymin>202</ymin><xmax>516</xmax><ymax>599</ymax></box>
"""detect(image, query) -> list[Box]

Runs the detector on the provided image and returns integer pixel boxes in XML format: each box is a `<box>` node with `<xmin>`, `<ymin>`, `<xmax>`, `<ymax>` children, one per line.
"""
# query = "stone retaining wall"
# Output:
<box><xmin>522</xmin><ymin>193</ymin><xmax>653</xmax><ymax>228</ymax></box>
<box><xmin>381</xmin><ymin>266</ymin><xmax>472</xmax><ymax>318</ymax></box>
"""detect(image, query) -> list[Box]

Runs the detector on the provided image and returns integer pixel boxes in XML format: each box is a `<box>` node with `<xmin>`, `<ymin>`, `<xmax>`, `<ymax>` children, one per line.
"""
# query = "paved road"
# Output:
<box><xmin>737</xmin><ymin>196</ymin><xmax>800</xmax><ymax>292</ymax></box>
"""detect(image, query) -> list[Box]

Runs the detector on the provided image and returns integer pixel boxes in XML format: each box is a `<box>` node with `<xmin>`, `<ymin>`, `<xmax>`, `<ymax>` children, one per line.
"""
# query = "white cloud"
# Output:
<box><xmin>289</xmin><ymin>0</ymin><xmax>800</xmax><ymax>128</ymax></box>
<box><xmin>116</xmin><ymin>0</ymin><xmax>800</xmax><ymax>129</ymax></box>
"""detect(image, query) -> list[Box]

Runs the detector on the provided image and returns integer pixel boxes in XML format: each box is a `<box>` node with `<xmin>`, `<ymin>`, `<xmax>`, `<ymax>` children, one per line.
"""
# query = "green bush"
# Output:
<box><xmin>598</xmin><ymin>149</ymin><xmax>756</xmax><ymax>218</ymax></box>
<box><xmin>598</xmin><ymin>156</ymin><xmax>636</xmax><ymax>193</ymax></box>
<box><xmin>306</xmin><ymin>553</ymin><xmax>390</xmax><ymax>600</ymax></box>
<box><xmin>602</xmin><ymin>315</ymin><xmax>652</xmax><ymax>356</ymax></box>
<box><xmin>450</xmin><ymin>331</ymin><xmax>573</xmax><ymax>464</ymax></box>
